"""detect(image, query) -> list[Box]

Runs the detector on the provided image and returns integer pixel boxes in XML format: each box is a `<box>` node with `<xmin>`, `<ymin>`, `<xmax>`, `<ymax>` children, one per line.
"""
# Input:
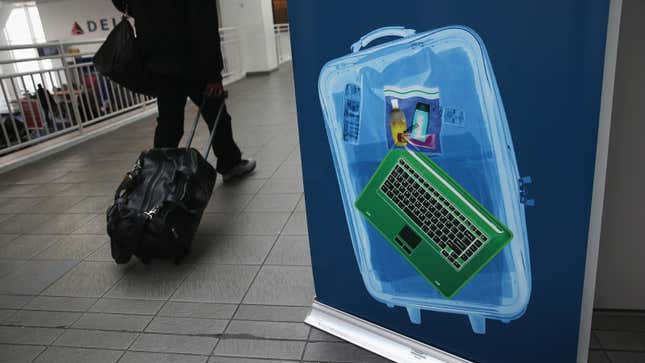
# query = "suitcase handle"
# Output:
<box><xmin>351</xmin><ymin>26</ymin><xmax>416</xmax><ymax>53</ymax></box>
<box><xmin>185</xmin><ymin>90</ymin><xmax>228</xmax><ymax>160</ymax></box>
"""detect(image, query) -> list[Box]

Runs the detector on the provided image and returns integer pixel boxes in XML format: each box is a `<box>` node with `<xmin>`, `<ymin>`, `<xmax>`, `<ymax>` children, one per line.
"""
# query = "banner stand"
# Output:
<box><xmin>305</xmin><ymin>300</ymin><xmax>471</xmax><ymax>363</ymax></box>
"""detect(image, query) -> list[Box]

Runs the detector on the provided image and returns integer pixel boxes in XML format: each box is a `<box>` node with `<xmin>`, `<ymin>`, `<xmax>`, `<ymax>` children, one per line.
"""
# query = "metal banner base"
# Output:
<box><xmin>305</xmin><ymin>300</ymin><xmax>471</xmax><ymax>363</ymax></box>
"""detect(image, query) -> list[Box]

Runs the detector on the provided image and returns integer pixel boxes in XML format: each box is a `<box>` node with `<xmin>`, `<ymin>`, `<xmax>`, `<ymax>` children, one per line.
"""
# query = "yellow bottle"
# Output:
<box><xmin>390</xmin><ymin>99</ymin><xmax>408</xmax><ymax>147</ymax></box>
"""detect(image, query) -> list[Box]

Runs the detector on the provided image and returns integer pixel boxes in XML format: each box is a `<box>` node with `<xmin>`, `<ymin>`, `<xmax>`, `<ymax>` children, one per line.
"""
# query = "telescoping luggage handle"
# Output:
<box><xmin>185</xmin><ymin>90</ymin><xmax>228</xmax><ymax>159</ymax></box>
<box><xmin>351</xmin><ymin>26</ymin><xmax>417</xmax><ymax>53</ymax></box>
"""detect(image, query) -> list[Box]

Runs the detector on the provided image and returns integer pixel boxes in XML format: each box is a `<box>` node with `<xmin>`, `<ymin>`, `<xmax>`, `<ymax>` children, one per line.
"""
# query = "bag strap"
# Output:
<box><xmin>122</xmin><ymin>0</ymin><xmax>130</xmax><ymax>17</ymax></box>
<box><xmin>185</xmin><ymin>91</ymin><xmax>228</xmax><ymax>160</ymax></box>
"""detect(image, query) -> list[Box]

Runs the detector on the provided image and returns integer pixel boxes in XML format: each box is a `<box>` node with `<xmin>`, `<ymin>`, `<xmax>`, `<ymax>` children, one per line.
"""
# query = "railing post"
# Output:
<box><xmin>57</xmin><ymin>43</ymin><xmax>84</xmax><ymax>134</ymax></box>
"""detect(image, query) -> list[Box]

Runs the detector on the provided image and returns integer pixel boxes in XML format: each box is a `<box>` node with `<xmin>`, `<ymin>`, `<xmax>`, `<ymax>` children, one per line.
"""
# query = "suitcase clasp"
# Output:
<box><xmin>144</xmin><ymin>207</ymin><xmax>160</xmax><ymax>219</ymax></box>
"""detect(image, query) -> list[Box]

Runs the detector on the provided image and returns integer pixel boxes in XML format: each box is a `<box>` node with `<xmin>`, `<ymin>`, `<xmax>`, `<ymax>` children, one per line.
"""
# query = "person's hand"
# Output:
<box><xmin>204</xmin><ymin>80</ymin><xmax>224</xmax><ymax>99</ymax></box>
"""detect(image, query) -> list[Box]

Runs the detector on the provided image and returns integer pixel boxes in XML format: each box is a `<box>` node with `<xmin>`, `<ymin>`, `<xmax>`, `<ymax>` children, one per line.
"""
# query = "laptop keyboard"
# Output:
<box><xmin>379</xmin><ymin>158</ymin><xmax>489</xmax><ymax>270</ymax></box>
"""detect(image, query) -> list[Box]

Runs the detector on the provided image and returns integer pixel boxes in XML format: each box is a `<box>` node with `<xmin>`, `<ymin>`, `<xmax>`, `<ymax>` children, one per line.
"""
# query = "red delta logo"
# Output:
<box><xmin>71</xmin><ymin>18</ymin><xmax>120</xmax><ymax>36</ymax></box>
<box><xmin>71</xmin><ymin>22</ymin><xmax>84</xmax><ymax>36</ymax></box>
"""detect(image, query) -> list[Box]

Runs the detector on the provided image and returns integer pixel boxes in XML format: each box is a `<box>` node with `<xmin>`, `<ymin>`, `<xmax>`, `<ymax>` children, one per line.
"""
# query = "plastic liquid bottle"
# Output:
<box><xmin>390</xmin><ymin>99</ymin><xmax>408</xmax><ymax>147</ymax></box>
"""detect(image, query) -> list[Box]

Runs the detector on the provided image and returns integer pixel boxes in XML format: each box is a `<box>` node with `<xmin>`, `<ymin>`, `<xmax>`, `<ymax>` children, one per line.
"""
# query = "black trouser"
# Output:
<box><xmin>154</xmin><ymin>77</ymin><xmax>242</xmax><ymax>173</ymax></box>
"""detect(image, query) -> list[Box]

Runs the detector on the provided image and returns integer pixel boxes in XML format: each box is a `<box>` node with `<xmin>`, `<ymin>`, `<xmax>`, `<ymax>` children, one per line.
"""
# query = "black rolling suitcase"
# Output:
<box><xmin>107</xmin><ymin>93</ymin><xmax>226</xmax><ymax>264</ymax></box>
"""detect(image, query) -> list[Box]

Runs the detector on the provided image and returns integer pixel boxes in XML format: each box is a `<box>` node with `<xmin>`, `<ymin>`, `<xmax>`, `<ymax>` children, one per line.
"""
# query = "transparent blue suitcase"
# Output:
<box><xmin>318</xmin><ymin>26</ymin><xmax>533</xmax><ymax>334</ymax></box>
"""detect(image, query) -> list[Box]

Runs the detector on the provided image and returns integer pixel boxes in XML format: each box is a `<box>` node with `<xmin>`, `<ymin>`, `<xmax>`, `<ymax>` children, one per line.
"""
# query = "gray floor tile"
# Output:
<box><xmin>0</xmin><ymin>326</ymin><xmax>63</xmax><ymax>345</ymax></box>
<box><xmin>73</xmin><ymin>313</ymin><xmax>152</xmax><ymax>332</ymax></box>
<box><xmin>243</xmin><ymin>266</ymin><xmax>314</xmax><ymax>306</ymax></box>
<box><xmin>90</xmin><ymin>298</ymin><xmax>164</xmax><ymax>315</ymax></box>
<box><xmin>266</xmin><ymin>235</ymin><xmax>311</xmax><ymax>266</ymax></box>
<box><xmin>259</xmin><ymin>178</ymin><xmax>303</xmax><ymax>194</ymax></box>
<box><xmin>57</xmin><ymin>182</ymin><xmax>115</xmax><ymax>197</ymax></box>
<box><xmin>0</xmin><ymin>184</ymin><xmax>38</xmax><ymax>198</ymax></box>
<box><xmin>0</xmin><ymin>234</ymin><xmax>63</xmax><ymax>259</ymax></box>
<box><xmin>172</xmin><ymin>264</ymin><xmax>259</xmax><ymax>304</ymax></box>
<box><xmin>107</xmin><ymin>262</ymin><xmax>194</xmax><ymax>300</ymax></box>
<box><xmin>213</xmin><ymin>338</ymin><xmax>305</xmax><ymax>360</ymax></box>
<box><xmin>119</xmin><ymin>351</ymin><xmax>208</xmax><ymax>363</ymax></box>
<box><xmin>0</xmin><ymin>344</ymin><xmax>46</xmax><ymax>363</ymax></box>
<box><xmin>245</xmin><ymin>194</ymin><xmax>300</xmax><ymax>212</ymax></box>
<box><xmin>295</xmin><ymin>195</ymin><xmax>306</xmax><ymax>212</ymax></box>
<box><xmin>607</xmin><ymin>351</ymin><xmax>645</xmax><ymax>363</ymax></box>
<box><xmin>197</xmin><ymin>213</ymin><xmax>231</xmax><ymax>235</ymax></box>
<box><xmin>272</xmin><ymin>163</ymin><xmax>302</xmax><ymax>180</ymax></box>
<box><xmin>0</xmin><ymin>309</ymin><xmax>17</xmax><ymax>322</ymax></box>
<box><xmin>44</xmin><ymin>261</ymin><xmax>128</xmax><ymax>298</ymax></box>
<box><xmin>233</xmin><ymin>305</ymin><xmax>310</xmax><ymax>323</ymax></box>
<box><xmin>0</xmin><ymin>260</ymin><xmax>78</xmax><ymax>295</ymax></box>
<box><xmin>0</xmin><ymin>260</ymin><xmax>25</xmax><ymax>279</ymax></box>
<box><xmin>53</xmin><ymin>329</ymin><xmax>137</xmax><ymax>349</ymax></box>
<box><xmin>595</xmin><ymin>331</ymin><xmax>645</xmax><ymax>351</ymax></box>
<box><xmin>0</xmin><ymin>295</ymin><xmax>34</xmax><ymax>309</ymax></box>
<box><xmin>159</xmin><ymin>302</ymin><xmax>237</xmax><ymax>320</ymax></box>
<box><xmin>85</xmin><ymin>243</ymin><xmax>113</xmax><ymax>261</ymax></box>
<box><xmin>0</xmin><ymin>197</ymin><xmax>43</xmax><ymax>214</ymax></box>
<box><xmin>24</xmin><ymin>296</ymin><xmax>97</xmax><ymax>312</ymax></box>
<box><xmin>224</xmin><ymin>212</ymin><xmax>291</xmax><ymax>235</ymax></box>
<box><xmin>0</xmin><ymin>234</ymin><xmax>19</xmax><ymax>248</ymax></box>
<box><xmin>25</xmin><ymin>183</ymin><xmax>75</xmax><ymax>197</ymax></box>
<box><xmin>303</xmin><ymin>341</ymin><xmax>392</xmax><ymax>363</ymax></box>
<box><xmin>33</xmin><ymin>347</ymin><xmax>123</xmax><ymax>363</ymax></box>
<box><xmin>588</xmin><ymin>351</ymin><xmax>611</xmax><ymax>363</ymax></box>
<box><xmin>0</xmin><ymin>214</ymin><xmax>56</xmax><ymax>234</ymax></box>
<box><xmin>208</xmin><ymin>358</ymin><xmax>293</xmax><ymax>363</ymax></box>
<box><xmin>26</xmin><ymin>196</ymin><xmax>85</xmax><ymax>214</ymax></box>
<box><xmin>30</xmin><ymin>214</ymin><xmax>97</xmax><ymax>235</ymax></box>
<box><xmin>34</xmin><ymin>235</ymin><xmax>107</xmax><ymax>260</ymax></box>
<box><xmin>309</xmin><ymin>328</ymin><xmax>343</xmax><ymax>342</ymax></box>
<box><xmin>66</xmin><ymin>196</ymin><xmax>112</xmax><ymax>213</ymax></box>
<box><xmin>282</xmin><ymin>212</ymin><xmax>308</xmax><ymax>235</ymax></box>
<box><xmin>145</xmin><ymin>316</ymin><xmax>228</xmax><ymax>335</ymax></box>
<box><xmin>214</xmin><ymin>179</ymin><xmax>266</xmax><ymax>195</ymax></box>
<box><xmin>131</xmin><ymin>333</ymin><xmax>218</xmax><ymax>355</ymax></box>
<box><xmin>590</xmin><ymin>331</ymin><xmax>602</xmax><ymax>349</ymax></box>
<box><xmin>4</xmin><ymin>310</ymin><xmax>81</xmax><ymax>328</ymax></box>
<box><xmin>593</xmin><ymin>311</ymin><xmax>645</xmax><ymax>332</ymax></box>
<box><xmin>71</xmin><ymin>215</ymin><xmax>108</xmax><ymax>234</ymax></box>
<box><xmin>225</xmin><ymin>320</ymin><xmax>309</xmax><ymax>340</ymax></box>
<box><xmin>205</xmin><ymin>193</ymin><xmax>254</xmax><ymax>213</ymax></box>
<box><xmin>191</xmin><ymin>235</ymin><xmax>276</xmax><ymax>265</ymax></box>
<box><xmin>0</xmin><ymin>214</ymin><xmax>13</xmax><ymax>224</ymax></box>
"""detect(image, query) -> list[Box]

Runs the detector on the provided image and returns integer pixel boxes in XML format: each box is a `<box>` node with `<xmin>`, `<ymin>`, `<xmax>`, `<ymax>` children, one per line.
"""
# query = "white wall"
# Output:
<box><xmin>37</xmin><ymin>0</ymin><xmax>120</xmax><ymax>43</ymax></box>
<box><xmin>219</xmin><ymin>0</ymin><xmax>278</xmax><ymax>74</ymax></box>
<box><xmin>36</xmin><ymin>0</ymin><xmax>120</xmax><ymax>53</ymax></box>
<box><xmin>594</xmin><ymin>0</ymin><xmax>645</xmax><ymax>310</ymax></box>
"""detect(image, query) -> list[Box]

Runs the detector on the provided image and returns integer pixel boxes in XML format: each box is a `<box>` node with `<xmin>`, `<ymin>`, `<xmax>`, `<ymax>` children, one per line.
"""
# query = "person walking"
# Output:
<box><xmin>111</xmin><ymin>0</ymin><xmax>255</xmax><ymax>181</ymax></box>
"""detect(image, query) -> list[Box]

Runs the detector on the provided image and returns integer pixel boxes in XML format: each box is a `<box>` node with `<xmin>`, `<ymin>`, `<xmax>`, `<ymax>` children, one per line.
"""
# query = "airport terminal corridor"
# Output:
<box><xmin>0</xmin><ymin>63</ymin><xmax>391</xmax><ymax>363</ymax></box>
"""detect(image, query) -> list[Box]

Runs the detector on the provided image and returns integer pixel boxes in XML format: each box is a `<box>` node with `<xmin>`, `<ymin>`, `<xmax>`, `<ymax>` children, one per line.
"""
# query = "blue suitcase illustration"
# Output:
<box><xmin>318</xmin><ymin>26</ymin><xmax>533</xmax><ymax>334</ymax></box>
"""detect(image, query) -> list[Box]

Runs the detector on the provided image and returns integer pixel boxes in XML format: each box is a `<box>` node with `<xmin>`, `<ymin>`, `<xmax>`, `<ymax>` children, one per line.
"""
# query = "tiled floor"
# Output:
<box><xmin>590</xmin><ymin>310</ymin><xmax>645</xmax><ymax>363</ymax></box>
<box><xmin>0</xmin><ymin>64</ymin><xmax>390</xmax><ymax>363</ymax></box>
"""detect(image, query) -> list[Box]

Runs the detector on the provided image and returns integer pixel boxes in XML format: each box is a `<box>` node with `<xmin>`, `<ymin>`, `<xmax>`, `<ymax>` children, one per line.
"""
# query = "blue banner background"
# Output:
<box><xmin>289</xmin><ymin>1</ymin><xmax>610</xmax><ymax>361</ymax></box>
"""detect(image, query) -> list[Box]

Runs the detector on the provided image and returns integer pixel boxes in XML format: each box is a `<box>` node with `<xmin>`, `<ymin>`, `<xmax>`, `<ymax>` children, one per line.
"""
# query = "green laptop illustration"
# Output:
<box><xmin>355</xmin><ymin>149</ymin><xmax>513</xmax><ymax>298</ymax></box>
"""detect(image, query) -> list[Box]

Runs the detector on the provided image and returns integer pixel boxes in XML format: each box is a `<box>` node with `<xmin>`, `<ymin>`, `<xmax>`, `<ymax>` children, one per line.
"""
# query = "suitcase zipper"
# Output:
<box><xmin>141</xmin><ymin>160</ymin><xmax>168</xmax><ymax>213</ymax></box>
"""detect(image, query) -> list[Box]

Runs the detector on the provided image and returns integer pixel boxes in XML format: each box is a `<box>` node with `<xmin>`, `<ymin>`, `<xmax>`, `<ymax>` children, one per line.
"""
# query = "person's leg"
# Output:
<box><xmin>155</xmin><ymin>81</ymin><xmax>188</xmax><ymax>148</ymax></box>
<box><xmin>188</xmin><ymin>90</ymin><xmax>242</xmax><ymax>173</ymax></box>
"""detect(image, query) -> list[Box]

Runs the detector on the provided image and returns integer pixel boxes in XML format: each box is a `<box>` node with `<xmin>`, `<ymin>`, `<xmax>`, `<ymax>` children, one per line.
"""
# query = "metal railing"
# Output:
<box><xmin>0</xmin><ymin>27</ymin><xmax>243</xmax><ymax>157</ymax></box>
<box><xmin>274</xmin><ymin>23</ymin><xmax>292</xmax><ymax>64</ymax></box>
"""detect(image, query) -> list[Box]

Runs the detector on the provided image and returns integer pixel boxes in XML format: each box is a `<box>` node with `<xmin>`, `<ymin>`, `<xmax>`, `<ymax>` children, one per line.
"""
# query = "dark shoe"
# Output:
<box><xmin>222</xmin><ymin>159</ymin><xmax>256</xmax><ymax>182</ymax></box>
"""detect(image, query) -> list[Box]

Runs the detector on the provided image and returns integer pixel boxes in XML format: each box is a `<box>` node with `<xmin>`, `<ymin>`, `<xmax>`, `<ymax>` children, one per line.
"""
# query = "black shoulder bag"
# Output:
<box><xmin>94</xmin><ymin>1</ymin><xmax>155</xmax><ymax>96</ymax></box>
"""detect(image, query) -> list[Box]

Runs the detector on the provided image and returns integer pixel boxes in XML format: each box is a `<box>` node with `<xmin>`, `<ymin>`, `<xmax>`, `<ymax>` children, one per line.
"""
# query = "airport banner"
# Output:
<box><xmin>289</xmin><ymin>1</ymin><xmax>613</xmax><ymax>361</ymax></box>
